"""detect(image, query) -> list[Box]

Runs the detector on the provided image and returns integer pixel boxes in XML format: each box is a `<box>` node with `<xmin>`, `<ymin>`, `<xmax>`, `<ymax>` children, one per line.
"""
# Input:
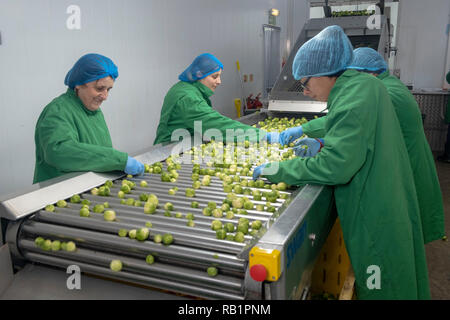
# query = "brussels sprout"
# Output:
<box><xmin>216</xmin><ymin>229</ymin><xmax>227</xmax><ymax>240</ymax></box>
<box><xmin>45</xmin><ymin>204</ymin><xmax>55</xmax><ymax>212</ymax></box>
<box><xmin>145</xmin><ymin>221</ymin><xmax>153</xmax><ymax>228</ymax></box>
<box><xmin>190</xmin><ymin>201</ymin><xmax>199</xmax><ymax>208</ymax></box>
<box><xmin>144</xmin><ymin>202</ymin><xmax>157</xmax><ymax>214</ymax></box>
<box><xmin>211</xmin><ymin>220</ymin><xmax>223</xmax><ymax>231</ymax></box>
<box><xmin>51</xmin><ymin>240</ymin><xmax>61</xmax><ymax>251</ymax></box>
<box><xmin>153</xmin><ymin>234</ymin><xmax>162</xmax><ymax>243</ymax></box>
<box><xmin>186</xmin><ymin>220</ymin><xmax>195</xmax><ymax>227</ymax></box>
<box><xmin>164</xmin><ymin>202</ymin><xmax>174</xmax><ymax>211</ymax></box>
<box><xmin>110</xmin><ymin>260</ymin><xmax>123</xmax><ymax>272</ymax></box>
<box><xmin>134</xmin><ymin>200</ymin><xmax>142</xmax><ymax>207</ymax></box>
<box><xmin>104</xmin><ymin>180</ymin><xmax>113</xmax><ymax>188</ymax></box>
<box><xmin>147</xmin><ymin>194</ymin><xmax>159</xmax><ymax>206</ymax></box>
<box><xmin>70</xmin><ymin>194</ymin><xmax>81</xmax><ymax>203</ymax></box>
<box><xmin>162</xmin><ymin>233</ymin><xmax>174</xmax><ymax>245</ymax></box>
<box><xmin>91</xmin><ymin>188</ymin><xmax>99</xmax><ymax>195</ymax></box>
<box><xmin>125</xmin><ymin>198</ymin><xmax>135</xmax><ymax>206</ymax></box>
<box><xmin>234</xmin><ymin>232</ymin><xmax>245</xmax><ymax>243</ymax></box>
<box><xmin>81</xmin><ymin>199</ymin><xmax>91</xmax><ymax>206</ymax></box>
<box><xmin>41</xmin><ymin>239</ymin><xmax>52</xmax><ymax>251</ymax></box>
<box><xmin>191</xmin><ymin>173</ymin><xmax>199</xmax><ymax>181</ymax></box>
<box><xmin>65</xmin><ymin>241</ymin><xmax>77</xmax><ymax>252</ymax></box>
<box><xmin>202</xmin><ymin>207</ymin><xmax>212</xmax><ymax>216</ymax></box>
<box><xmin>128</xmin><ymin>229</ymin><xmax>137</xmax><ymax>239</ymax></box>
<box><xmin>224</xmin><ymin>223</ymin><xmax>235</xmax><ymax>233</ymax></box>
<box><xmin>120</xmin><ymin>184</ymin><xmax>131</xmax><ymax>194</ymax></box>
<box><xmin>103</xmin><ymin>202</ymin><xmax>110</xmax><ymax>208</ymax></box>
<box><xmin>255</xmin><ymin>204</ymin><xmax>265</xmax><ymax>211</ymax></box>
<box><xmin>243</xmin><ymin>200</ymin><xmax>254</xmax><ymax>210</ymax></box>
<box><xmin>79</xmin><ymin>207</ymin><xmax>90</xmax><ymax>217</ymax></box>
<box><xmin>226</xmin><ymin>234</ymin><xmax>235</xmax><ymax>241</ymax></box>
<box><xmin>277</xmin><ymin>182</ymin><xmax>287</xmax><ymax>191</ymax></box>
<box><xmin>237</xmin><ymin>223</ymin><xmax>249</xmax><ymax>235</ymax></box>
<box><xmin>93</xmin><ymin>204</ymin><xmax>105</xmax><ymax>213</ymax></box>
<box><xmin>140</xmin><ymin>180</ymin><xmax>148</xmax><ymax>187</ymax></box>
<box><xmin>104</xmin><ymin>210</ymin><xmax>116</xmax><ymax>222</ymax></box>
<box><xmin>136</xmin><ymin>228</ymin><xmax>150</xmax><ymax>241</ymax></box>
<box><xmin>146</xmin><ymin>254</ymin><xmax>155</xmax><ymax>265</ymax></box>
<box><xmin>212</xmin><ymin>208</ymin><xmax>223</xmax><ymax>218</ymax></box>
<box><xmin>164</xmin><ymin>210</ymin><xmax>172</xmax><ymax>217</ymax></box>
<box><xmin>185</xmin><ymin>188</ymin><xmax>196</xmax><ymax>197</ymax></box>
<box><xmin>34</xmin><ymin>237</ymin><xmax>45</xmax><ymax>247</ymax></box>
<box><xmin>60</xmin><ymin>242</ymin><xmax>67</xmax><ymax>251</ymax></box>
<box><xmin>223</xmin><ymin>184</ymin><xmax>233</xmax><ymax>193</ymax></box>
<box><xmin>251</xmin><ymin>220</ymin><xmax>262</xmax><ymax>230</ymax></box>
<box><xmin>118</xmin><ymin>229</ymin><xmax>128</xmax><ymax>237</ymax></box>
<box><xmin>117</xmin><ymin>190</ymin><xmax>126</xmax><ymax>199</ymax></box>
<box><xmin>168</xmin><ymin>188</ymin><xmax>177</xmax><ymax>195</ymax></box>
<box><xmin>207</xmin><ymin>201</ymin><xmax>217</xmax><ymax>209</ymax></box>
<box><xmin>192</xmin><ymin>181</ymin><xmax>202</xmax><ymax>189</ymax></box>
<box><xmin>225</xmin><ymin>211</ymin><xmax>235</xmax><ymax>219</ymax></box>
<box><xmin>175</xmin><ymin>212</ymin><xmax>183</xmax><ymax>218</ymax></box>
<box><xmin>207</xmin><ymin>266</ymin><xmax>218</xmax><ymax>277</ymax></box>
<box><xmin>56</xmin><ymin>200</ymin><xmax>67</xmax><ymax>208</ymax></box>
<box><xmin>186</xmin><ymin>213</ymin><xmax>195</xmax><ymax>220</ymax></box>
<box><xmin>139</xmin><ymin>193</ymin><xmax>149</xmax><ymax>202</ymax></box>
<box><xmin>232</xmin><ymin>198</ymin><xmax>244</xmax><ymax>209</ymax></box>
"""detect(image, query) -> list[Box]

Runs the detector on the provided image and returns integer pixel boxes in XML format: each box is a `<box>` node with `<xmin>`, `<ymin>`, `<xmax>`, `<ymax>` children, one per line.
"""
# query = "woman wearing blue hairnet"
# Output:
<box><xmin>348</xmin><ymin>47</ymin><xmax>445</xmax><ymax>244</ymax></box>
<box><xmin>34</xmin><ymin>53</ymin><xmax>144</xmax><ymax>183</ymax></box>
<box><xmin>153</xmin><ymin>53</ymin><xmax>273</xmax><ymax>144</ymax></box>
<box><xmin>253</xmin><ymin>26</ymin><xmax>430</xmax><ymax>299</ymax></box>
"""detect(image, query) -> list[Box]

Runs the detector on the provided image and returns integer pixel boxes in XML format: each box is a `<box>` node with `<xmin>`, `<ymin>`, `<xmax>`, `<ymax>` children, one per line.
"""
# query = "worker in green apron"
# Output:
<box><xmin>254</xmin><ymin>25</ymin><xmax>430</xmax><ymax>299</ymax></box>
<box><xmin>437</xmin><ymin>70</ymin><xmax>450</xmax><ymax>162</ymax></box>
<box><xmin>153</xmin><ymin>53</ymin><xmax>276</xmax><ymax>145</ymax></box>
<box><xmin>288</xmin><ymin>47</ymin><xmax>445</xmax><ymax>244</ymax></box>
<box><xmin>34</xmin><ymin>54</ymin><xmax>144</xmax><ymax>184</ymax></box>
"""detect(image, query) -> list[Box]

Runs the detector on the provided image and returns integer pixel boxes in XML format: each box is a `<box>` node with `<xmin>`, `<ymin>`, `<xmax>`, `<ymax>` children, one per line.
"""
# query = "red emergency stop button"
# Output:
<box><xmin>250</xmin><ymin>264</ymin><xmax>267</xmax><ymax>282</ymax></box>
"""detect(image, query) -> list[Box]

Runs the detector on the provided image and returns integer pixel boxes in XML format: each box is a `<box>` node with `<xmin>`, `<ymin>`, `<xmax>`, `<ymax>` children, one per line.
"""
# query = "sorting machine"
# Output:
<box><xmin>269</xmin><ymin>14</ymin><xmax>391</xmax><ymax>114</ymax></box>
<box><xmin>0</xmin><ymin>134</ymin><xmax>336</xmax><ymax>300</ymax></box>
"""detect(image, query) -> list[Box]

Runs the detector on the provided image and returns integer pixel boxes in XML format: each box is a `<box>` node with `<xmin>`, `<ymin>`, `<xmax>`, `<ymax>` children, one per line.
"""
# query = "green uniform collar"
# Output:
<box><xmin>327</xmin><ymin>69</ymin><xmax>359</xmax><ymax>110</ymax></box>
<box><xmin>192</xmin><ymin>81</ymin><xmax>214</xmax><ymax>99</ymax></box>
<box><xmin>376</xmin><ymin>70</ymin><xmax>390</xmax><ymax>80</ymax></box>
<box><xmin>65</xmin><ymin>88</ymin><xmax>99</xmax><ymax>115</ymax></box>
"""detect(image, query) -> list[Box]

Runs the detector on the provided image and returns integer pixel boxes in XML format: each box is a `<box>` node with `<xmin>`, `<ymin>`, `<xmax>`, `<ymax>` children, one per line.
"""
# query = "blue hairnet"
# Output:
<box><xmin>179</xmin><ymin>53</ymin><xmax>224</xmax><ymax>82</ymax></box>
<box><xmin>348</xmin><ymin>47</ymin><xmax>388</xmax><ymax>73</ymax></box>
<box><xmin>64</xmin><ymin>53</ymin><xmax>118</xmax><ymax>89</ymax></box>
<box><xmin>292</xmin><ymin>25</ymin><xmax>354</xmax><ymax>80</ymax></box>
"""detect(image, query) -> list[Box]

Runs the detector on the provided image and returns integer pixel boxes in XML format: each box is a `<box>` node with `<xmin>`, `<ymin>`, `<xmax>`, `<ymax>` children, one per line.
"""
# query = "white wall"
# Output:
<box><xmin>0</xmin><ymin>0</ymin><xmax>309</xmax><ymax>197</ymax></box>
<box><xmin>395</xmin><ymin>0</ymin><xmax>450</xmax><ymax>88</ymax></box>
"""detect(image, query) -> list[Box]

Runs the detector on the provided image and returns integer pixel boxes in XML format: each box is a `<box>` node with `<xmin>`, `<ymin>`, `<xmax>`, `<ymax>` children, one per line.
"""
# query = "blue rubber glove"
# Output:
<box><xmin>293</xmin><ymin>138</ymin><xmax>324</xmax><ymax>157</ymax></box>
<box><xmin>279</xmin><ymin>126</ymin><xmax>303</xmax><ymax>145</ymax></box>
<box><xmin>252</xmin><ymin>163</ymin><xmax>268</xmax><ymax>180</ymax></box>
<box><xmin>265</xmin><ymin>132</ymin><xmax>280</xmax><ymax>144</ymax></box>
<box><xmin>124</xmin><ymin>156</ymin><xmax>145</xmax><ymax>175</ymax></box>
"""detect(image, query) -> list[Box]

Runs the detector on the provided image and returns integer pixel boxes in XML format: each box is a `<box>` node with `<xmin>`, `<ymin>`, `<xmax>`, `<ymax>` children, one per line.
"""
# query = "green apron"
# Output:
<box><xmin>154</xmin><ymin>81</ymin><xmax>263</xmax><ymax>145</ymax></box>
<box><xmin>377</xmin><ymin>71</ymin><xmax>445</xmax><ymax>243</ymax></box>
<box><xmin>264</xmin><ymin>70</ymin><xmax>430</xmax><ymax>299</ymax></box>
<box><xmin>34</xmin><ymin>89</ymin><xmax>128</xmax><ymax>183</ymax></box>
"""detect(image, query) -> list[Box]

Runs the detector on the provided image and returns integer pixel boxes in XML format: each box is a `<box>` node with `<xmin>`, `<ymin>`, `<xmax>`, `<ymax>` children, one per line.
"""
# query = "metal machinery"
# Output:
<box><xmin>0</xmin><ymin>138</ymin><xmax>336</xmax><ymax>300</ymax></box>
<box><xmin>269</xmin><ymin>11</ymin><xmax>391</xmax><ymax>115</ymax></box>
<box><xmin>0</xmin><ymin>6</ymin><xmax>393</xmax><ymax>302</ymax></box>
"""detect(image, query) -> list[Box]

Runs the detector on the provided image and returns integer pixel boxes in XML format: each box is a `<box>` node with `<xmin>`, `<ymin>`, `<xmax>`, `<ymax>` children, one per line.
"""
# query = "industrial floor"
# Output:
<box><xmin>427</xmin><ymin>158</ymin><xmax>450</xmax><ymax>300</ymax></box>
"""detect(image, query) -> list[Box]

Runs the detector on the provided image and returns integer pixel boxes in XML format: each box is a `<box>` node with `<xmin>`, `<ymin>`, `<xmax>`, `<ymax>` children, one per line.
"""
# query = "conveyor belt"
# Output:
<box><xmin>12</xmin><ymin>156</ymin><xmax>296</xmax><ymax>299</ymax></box>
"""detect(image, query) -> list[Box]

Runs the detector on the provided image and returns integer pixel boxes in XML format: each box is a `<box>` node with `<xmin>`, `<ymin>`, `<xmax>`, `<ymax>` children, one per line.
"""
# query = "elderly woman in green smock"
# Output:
<box><xmin>34</xmin><ymin>53</ymin><xmax>144</xmax><ymax>183</ymax></box>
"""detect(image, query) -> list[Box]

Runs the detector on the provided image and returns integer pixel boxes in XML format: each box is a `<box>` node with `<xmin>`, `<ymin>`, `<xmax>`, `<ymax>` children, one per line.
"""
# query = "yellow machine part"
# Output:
<box><xmin>249</xmin><ymin>247</ymin><xmax>281</xmax><ymax>282</ymax></box>
<box><xmin>311</xmin><ymin>218</ymin><xmax>354</xmax><ymax>299</ymax></box>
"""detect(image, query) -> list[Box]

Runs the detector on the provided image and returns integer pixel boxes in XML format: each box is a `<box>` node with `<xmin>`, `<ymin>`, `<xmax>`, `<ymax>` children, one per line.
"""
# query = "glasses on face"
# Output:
<box><xmin>299</xmin><ymin>77</ymin><xmax>311</xmax><ymax>92</ymax></box>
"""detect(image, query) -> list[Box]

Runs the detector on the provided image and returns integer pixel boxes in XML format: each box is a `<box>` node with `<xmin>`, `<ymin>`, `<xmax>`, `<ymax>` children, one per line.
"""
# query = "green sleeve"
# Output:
<box><xmin>37</xmin><ymin>107</ymin><xmax>128</xmax><ymax>173</ymax></box>
<box><xmin>265</xmin><ymin>108</ymin><xmax>367</xmax><ymax>185</ymax></box>
<box><xmin>302</xmin><ymin>116</ymin><xmax>327</xmax><ymax>138</ymax></box>
<box><xmin>179</xmin><ymin>96</ymin><xmax>264</xmax><ymax>142</ymax></box>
